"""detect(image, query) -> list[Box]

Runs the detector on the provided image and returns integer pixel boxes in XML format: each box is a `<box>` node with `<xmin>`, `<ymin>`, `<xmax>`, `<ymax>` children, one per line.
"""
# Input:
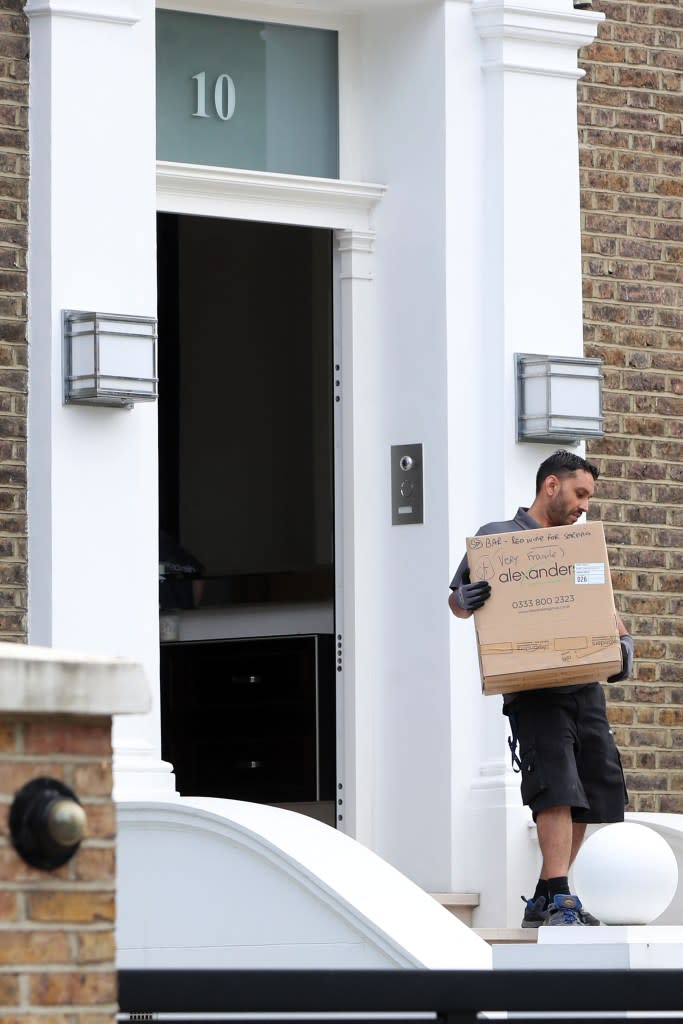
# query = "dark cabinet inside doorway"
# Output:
<box><xmin>161</xmin><ymin>635</ymin><xmax>335</xmax><ymax>807</ymax></box>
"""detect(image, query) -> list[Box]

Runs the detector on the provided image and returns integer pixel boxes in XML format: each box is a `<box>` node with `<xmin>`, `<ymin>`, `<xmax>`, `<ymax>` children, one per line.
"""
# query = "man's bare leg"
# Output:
<box><xmin>569</xmin><ymin>822</ymin><xmax>587</xmax><ymax>869</ymax></box>
<box><xmin>536</xmin><ymin>805</ymin><xmax>573</xmax><ymax>879</ymax></box>
<box><xmin>522</xmin><ymin>808</ymin><xmax>588</xmax><ymax>925</ymax></box>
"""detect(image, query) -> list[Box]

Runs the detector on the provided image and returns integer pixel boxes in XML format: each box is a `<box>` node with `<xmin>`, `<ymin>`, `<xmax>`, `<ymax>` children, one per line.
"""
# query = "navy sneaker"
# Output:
<box><xmin>521</xmin><ymin>894</ymin><xmax>548</xmax><ymax>928</ymax></box>
<box><xmin>547</xmin><ymin>893</ymin><xmax>585</xmax><ymax>926</ymax></box>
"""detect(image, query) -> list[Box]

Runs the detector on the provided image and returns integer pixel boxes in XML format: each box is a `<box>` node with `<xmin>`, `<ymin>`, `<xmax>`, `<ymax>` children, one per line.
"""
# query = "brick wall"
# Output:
<box><xmin>579</xmin><ymin>0</ymin><xmax>683</xmax><ymax>811</ymax></box>
<box><xmin>0</xmin><ymin>1</ymin><xmax>28</xmax><ymax>642</ymax></box>
<box><xmin>0</xmin><ymin>714</ymin><xmax>117</xmax><ymax>1022</ymax></box>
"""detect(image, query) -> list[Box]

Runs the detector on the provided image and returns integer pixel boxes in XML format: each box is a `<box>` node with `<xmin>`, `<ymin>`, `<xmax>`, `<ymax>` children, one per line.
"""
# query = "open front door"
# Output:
<box><xmin>157</xmin><ymin>212</ymin><xmax>337</xmax><ymax>826</ymax></box>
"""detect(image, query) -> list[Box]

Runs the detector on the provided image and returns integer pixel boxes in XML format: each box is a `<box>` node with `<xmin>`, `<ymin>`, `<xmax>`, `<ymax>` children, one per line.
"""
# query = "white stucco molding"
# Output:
<box><xmin>24</xmin><ymin>0</ymin><xmax>144</xmax><ymax>24</ymax></box>
<box><xmin>472</xmin><ymin>0</ymin><xmax>605</xmax><ymax>77</ymax></box>
<box><xmin>336</xmin><ymin>230</ymin><xmax>375</xmax><ymax>253</ymax></box>
<box><xmin>0</xmin><ymin>641</ymin><xmax>150</xmax><ymax>717</ymax></box>
<box><xmin>337</xmin><ymin>229</ymin><xmax>375</xmax><ymax>281</ymax></box>
<box><xmin>157</xmin><ymin>162</ymin><xmax>386</xmax><ymax>234</ymax></box>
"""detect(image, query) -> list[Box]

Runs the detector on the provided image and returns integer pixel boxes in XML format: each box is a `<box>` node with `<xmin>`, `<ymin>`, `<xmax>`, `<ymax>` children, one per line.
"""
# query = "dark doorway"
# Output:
<box><xmin>157</xmin><ymin>213</ymin><xmax>336</xmax><ymax>825</ymax></box>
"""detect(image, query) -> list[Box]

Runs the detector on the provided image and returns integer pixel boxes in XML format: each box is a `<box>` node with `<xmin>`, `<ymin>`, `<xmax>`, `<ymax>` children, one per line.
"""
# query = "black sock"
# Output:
<box><xmin>533</xmin><ymin>878</ymin><xmax>549</xmax><ymax>902</ymax></box>
<box><xmin>547</xmin><ymin>876</ymin><xmax>571</xmax><ymax>899</ymax></box>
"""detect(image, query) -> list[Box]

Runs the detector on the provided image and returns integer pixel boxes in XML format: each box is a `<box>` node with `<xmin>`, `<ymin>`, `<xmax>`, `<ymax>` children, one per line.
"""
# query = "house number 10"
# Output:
<box><xmin>192</xmin><ymin>71</ymin><xmax>236</xmax><ymax>121</ymax></box>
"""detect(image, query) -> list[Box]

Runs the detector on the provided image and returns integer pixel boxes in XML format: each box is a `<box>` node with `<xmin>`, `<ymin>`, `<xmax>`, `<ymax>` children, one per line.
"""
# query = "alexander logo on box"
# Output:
<box><xmin>498</xmin><ymin>561</ymin><xmax>573</xmax><ymax>583</ymax></box>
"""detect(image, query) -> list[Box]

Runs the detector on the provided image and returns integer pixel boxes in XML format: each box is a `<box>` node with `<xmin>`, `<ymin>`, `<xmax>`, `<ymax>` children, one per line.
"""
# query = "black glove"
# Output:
<box><xmin>454</xmin><ymin>580</ymin><xmax>491</xmax><ymax>611</ymax></box>
<box><xmin>607</xmin><ymin>634</ymin><xmax>634</xmax><ymax>682</ymax></box>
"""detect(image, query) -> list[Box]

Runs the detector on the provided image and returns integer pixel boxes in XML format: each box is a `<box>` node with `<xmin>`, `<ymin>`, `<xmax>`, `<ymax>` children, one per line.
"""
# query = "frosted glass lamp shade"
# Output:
<box><xmin>63</xmin><ymin>311</ymin><xmax>158</xmax><ymax>408</ymax></box>
<box><xmin>516</xmin><ymin>353</ymin><xmax>604</xmax><ymax>444</ymax></box>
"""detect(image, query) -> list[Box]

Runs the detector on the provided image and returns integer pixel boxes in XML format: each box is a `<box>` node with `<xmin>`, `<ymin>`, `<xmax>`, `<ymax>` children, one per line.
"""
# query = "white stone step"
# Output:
<box><xmin>430</xmin><ymin>893</ymin><xmax>542</xmax><ymax>942</ymax></box>
<box><xmin>475</xmin><ymin>927</ymin><xmax>538</xmax><ymax>944</ymax></box>
<box><xmin>430</xmin><ymin>892</ymin><xmax>480</xmax><ymax>927</ymax></box>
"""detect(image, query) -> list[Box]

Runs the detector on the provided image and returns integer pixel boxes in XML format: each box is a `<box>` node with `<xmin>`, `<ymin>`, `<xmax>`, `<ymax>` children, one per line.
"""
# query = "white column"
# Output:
<box><xmin>335</xmin><ymin>228</ymin><xmax>380</xmax><ymax>846</ymax></box>
<box><xmin>452</xmin><ymin>0</ymin><xmax>604</xmax><ymax>926</ymax></box>
<box><xmin>25</xmin><ymin>0</ymin><xmax>175</xmax><ymax>799</ymax></box>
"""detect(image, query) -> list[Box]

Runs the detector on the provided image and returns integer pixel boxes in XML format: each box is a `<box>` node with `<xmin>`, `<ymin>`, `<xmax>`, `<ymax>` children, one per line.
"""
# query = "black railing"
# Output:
<box><xmin>118</xmin><ymin>967</ymin><xmax>683</xmax><ymax>1023</ymax></box>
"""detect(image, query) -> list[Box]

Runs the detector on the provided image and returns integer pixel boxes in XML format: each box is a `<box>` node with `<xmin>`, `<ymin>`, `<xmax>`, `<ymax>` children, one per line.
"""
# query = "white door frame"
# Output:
<box><xmin>156</xmin><ymin>160</ymin><xmax>385</xmax><ymax>836</ymax></box>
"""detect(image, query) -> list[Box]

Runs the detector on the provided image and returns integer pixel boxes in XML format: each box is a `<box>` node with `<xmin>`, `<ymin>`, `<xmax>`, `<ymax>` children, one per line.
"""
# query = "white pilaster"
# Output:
<box><xmin>448</xmin><ymin>0</ymin><xmax>604</xmax><ymax>926</ymax></box>
<box><xmin>25</xmin><ymin>0</ymin><xmax>175</xmax><ymax>799</ymax></box>
<box><xmin>335</xmin><ymin>227</ymin><xmax>380</xmax><ymax>847</ymax></box>
<box><xmin>471</xmin><ymin>0</ymin><xmax>605</xmax><ymax>472</ymax></box>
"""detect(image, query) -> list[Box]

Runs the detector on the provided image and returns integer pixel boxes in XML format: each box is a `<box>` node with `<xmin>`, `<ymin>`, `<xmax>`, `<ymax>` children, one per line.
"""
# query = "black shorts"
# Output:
<box><xmin>507</xmin><ymin>683</ymin><xmax>628</xmax><ymax>823</ymax></box>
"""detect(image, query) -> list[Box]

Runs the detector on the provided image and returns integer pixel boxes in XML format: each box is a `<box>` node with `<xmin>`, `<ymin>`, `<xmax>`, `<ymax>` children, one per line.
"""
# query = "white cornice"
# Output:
<box><xmin>473</xmin><ymin>0</ymin><xmax>604</xmax><ymax>47</ymax></box>
<box><xmin>24</xmin><ymin>0</ymin><xmax>144</xmax><ymax>24</ymax></box>
<box><xmin>472</xmin><ymin>0</ymin><xmax>604</xmax><ymax>77</ymax></box>
<box><xmin>481</xmin><ymin>60</ymin><xmax>584</xmax><ymax>79</ymax></box>
<box><xmin>156</xmin><ymin>161</ymin><xmax>386</xmax><ymax>232</ymax></box>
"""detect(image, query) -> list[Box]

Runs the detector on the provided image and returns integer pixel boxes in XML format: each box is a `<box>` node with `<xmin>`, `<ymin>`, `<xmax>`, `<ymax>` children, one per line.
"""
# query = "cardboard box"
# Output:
<box><xmin>467</xmin><ymin>522</ymin><xmax>622</xmax><ymax>696</ymax></box>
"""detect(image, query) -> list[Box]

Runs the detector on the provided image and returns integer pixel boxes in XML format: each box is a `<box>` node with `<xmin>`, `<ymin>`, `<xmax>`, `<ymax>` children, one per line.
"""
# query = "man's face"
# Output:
<box><xmin>545</xmin><ymin>469</ymin><xmax>595</xmax><ymax>527</ymax></box>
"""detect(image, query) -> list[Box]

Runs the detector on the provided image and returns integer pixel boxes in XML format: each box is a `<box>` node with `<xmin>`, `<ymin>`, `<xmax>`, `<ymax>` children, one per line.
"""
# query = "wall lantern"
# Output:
<box><xmin>515</xmin><ymin>353</ymin><xmax>604</xmax><ymax>445</ymax></box>
<box><xmin>63</xmin><ymin>310</ymin><xmax>158</xmax><ymax>408</ymax></box>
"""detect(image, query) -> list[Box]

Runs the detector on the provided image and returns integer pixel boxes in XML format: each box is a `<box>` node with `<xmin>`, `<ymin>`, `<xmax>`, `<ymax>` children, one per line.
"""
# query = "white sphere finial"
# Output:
<box><xmin>573</xmin><ymin>822</ymin><xmax>678</xmax><ymax>925</ymax></box>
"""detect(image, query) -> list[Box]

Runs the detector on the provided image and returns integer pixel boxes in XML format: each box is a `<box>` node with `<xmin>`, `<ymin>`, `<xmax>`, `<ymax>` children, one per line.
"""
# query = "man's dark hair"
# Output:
<box><xmin>535</xmin><ymin>450</ymin><xmax>599</xmax><ymax>494</ymax></box>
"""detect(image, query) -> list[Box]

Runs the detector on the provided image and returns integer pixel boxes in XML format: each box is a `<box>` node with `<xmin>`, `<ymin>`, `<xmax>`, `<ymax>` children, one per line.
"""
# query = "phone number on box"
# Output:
<box><xmin>512</xmin><ymin>595</ymin><xmax>575</xmax><ymax>609</ymax></box>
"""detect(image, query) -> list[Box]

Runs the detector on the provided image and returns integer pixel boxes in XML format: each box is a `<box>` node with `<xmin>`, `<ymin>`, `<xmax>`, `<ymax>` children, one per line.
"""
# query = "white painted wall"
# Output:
<box><xmin>349</xmin><ymin>2</ymin><xmax>453</xmax><ymax>888</ymax></box>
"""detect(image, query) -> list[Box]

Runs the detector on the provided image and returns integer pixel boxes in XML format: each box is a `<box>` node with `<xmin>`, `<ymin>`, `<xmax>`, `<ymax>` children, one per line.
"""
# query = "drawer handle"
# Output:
<box><xmin>231</xmin><ymin>674</ymin><xmax>262</xmax><ymax>685</ymax></box>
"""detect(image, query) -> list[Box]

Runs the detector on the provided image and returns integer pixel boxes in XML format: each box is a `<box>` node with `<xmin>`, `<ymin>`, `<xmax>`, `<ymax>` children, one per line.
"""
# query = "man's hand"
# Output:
<box><xmin>454</xmin><ymin>580</ymin><xmax>491</xmax><ymax>612</ymax></box>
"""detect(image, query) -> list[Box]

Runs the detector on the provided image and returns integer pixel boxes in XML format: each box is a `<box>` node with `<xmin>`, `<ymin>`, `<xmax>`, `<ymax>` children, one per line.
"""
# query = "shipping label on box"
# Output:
<box><xmin>466</xmin><ymin>522</ymin><xmax>622</xmax><ymax>696</ymax></box>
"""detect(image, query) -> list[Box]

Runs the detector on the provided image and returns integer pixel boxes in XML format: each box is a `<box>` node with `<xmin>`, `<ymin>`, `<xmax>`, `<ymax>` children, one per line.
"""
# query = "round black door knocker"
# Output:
<box><xmin>9</xmin><ymin>777</ymin><xmax>87</xmax><ymax>870</ymax></box>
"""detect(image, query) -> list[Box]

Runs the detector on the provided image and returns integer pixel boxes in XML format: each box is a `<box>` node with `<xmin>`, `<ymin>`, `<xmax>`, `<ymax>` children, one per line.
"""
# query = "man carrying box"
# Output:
<box><xmin>449</xmin><ymin>450</ymin><xmax>634</xmax><ymax>927</ymax></box>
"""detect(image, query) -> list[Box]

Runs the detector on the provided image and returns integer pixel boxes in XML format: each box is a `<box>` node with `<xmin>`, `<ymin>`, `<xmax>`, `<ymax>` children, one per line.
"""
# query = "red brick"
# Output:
<box><xmin>0</xmin><ymin>930</ymin><xmax>70</xmax><ymax>964</ymax></box>
<box><xmin>0</xmin><ymin>974</ymin><xmax>19</xmax><ymax>1005</ymax></box>
<box><xmin>0</xmin><ymin>889</ymin><xmax>18</xmax><ymax>919</ymax></box>
<box><xmin>29</xmin><ymin>971</ymin><xmax>117</xmax><ymax>1007</ymax></box>
<box><xmin>74</xmin><ymin>846</ymin><xmax>116</xmax><ymax>883</ymax></box>
<box><xmin>76</xmin><ymin>930</ymin><xmax>116</xmax><ymax>964</ymax></box>
<box><xmin>24</xmin><ymin>720</ymin><xmax>111</xmax><ymax>756</ymax></box>
<box><xmin>73</xmin><ymin>761</ymin><xmax>113</xmax><ymax>798</ymax></box>
<box><xmin>0</xmin><ymin>845</ymin><xmax>70</xmax><ymax>882</ymax></box>
<box><xmin>79</xmin><ymin>802</ymin><xmax>116</xmax><ymax>840</ymax></box>
<box><xmin>0</xmin><ymin>761</ymin><xmax>66</xmax><ymax>796</ymax></box>
<box><xmin>28</xmin><ymin>891</ymin><xmax>115</xmax><ymax>924</ymax></box>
